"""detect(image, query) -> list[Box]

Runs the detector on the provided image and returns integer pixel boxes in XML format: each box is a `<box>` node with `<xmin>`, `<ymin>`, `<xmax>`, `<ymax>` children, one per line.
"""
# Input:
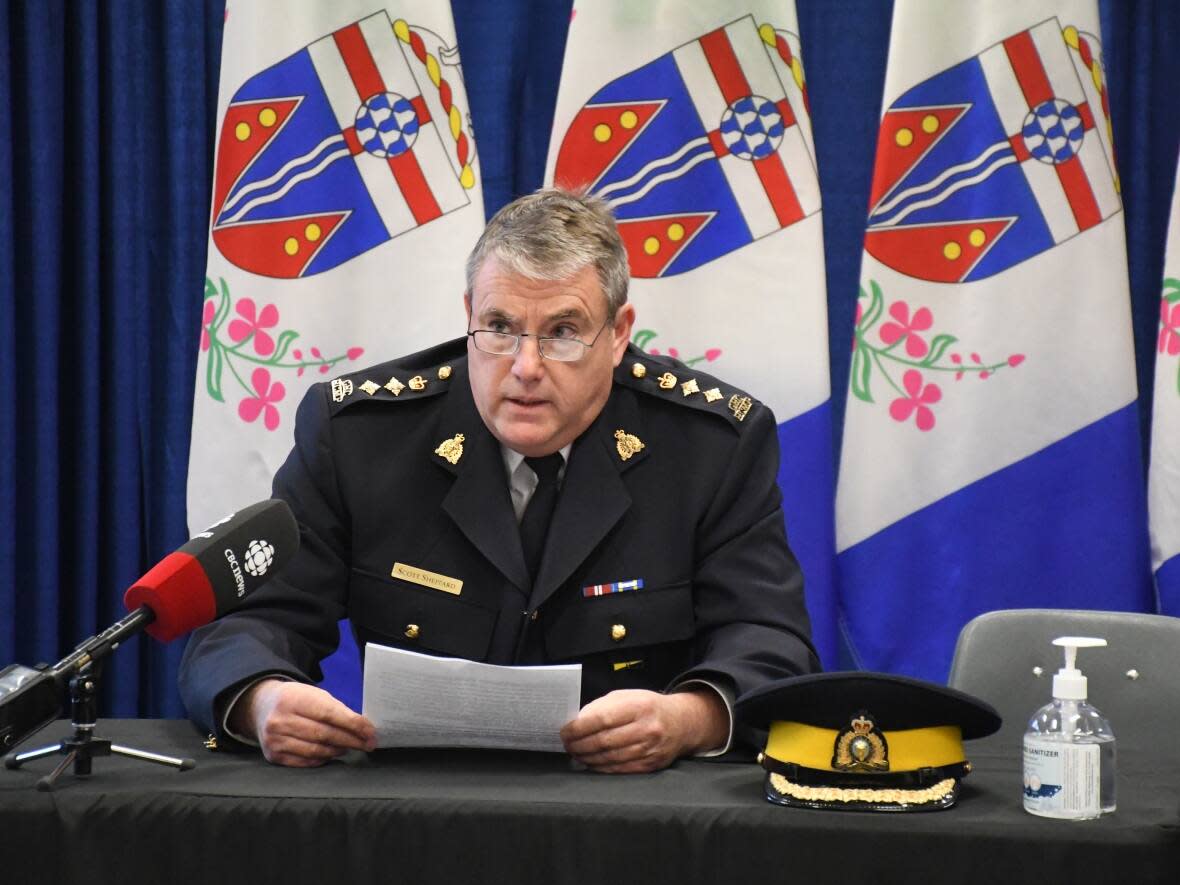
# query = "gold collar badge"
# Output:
<box><xmin>832</xmin><ymin>711</ymin><xmax>890</xmax><ymax>772</ymax></box>
<box><xmin>435</xmin><ymin>433</ymin><xmax>465</xmax><ymax>465</ymax></box>
<box><xmin>614</xmin><ymin>429</ymin><xmax>644</xmax><ymax>461</ymax></box>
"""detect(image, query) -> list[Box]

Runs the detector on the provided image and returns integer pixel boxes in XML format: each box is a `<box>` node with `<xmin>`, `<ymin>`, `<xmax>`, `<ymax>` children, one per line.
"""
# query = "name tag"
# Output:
<box><xmin>392</xmin><ymin>562</ymin><xmax>463</xmax><ymax>596</ymax></box>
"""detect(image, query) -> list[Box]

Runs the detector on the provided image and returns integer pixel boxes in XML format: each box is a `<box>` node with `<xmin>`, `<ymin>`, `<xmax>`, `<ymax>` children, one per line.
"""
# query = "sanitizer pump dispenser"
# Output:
<box><xmin>1022</xmin><ymin>636</ymin><xmax>1116</xmax><ymax>819</ymax></box>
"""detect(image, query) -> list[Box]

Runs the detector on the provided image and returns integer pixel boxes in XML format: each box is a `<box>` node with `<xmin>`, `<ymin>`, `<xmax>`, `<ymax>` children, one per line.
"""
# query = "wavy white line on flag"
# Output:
<box><xmin>221</xmin><ymin>146</ymin><xmax>353</xmax><ymax>224</ymax></box>
<box><xmin>875</xmin><ymin>154</ymin><xmax>1018</xmax><ymax>228</ymax></box>
<box><xmin>219</xmin><ymin>134</ymin><xmax>347</xmax><ymax>217</ymax></box>
<box><xmin>606</xmin><ymin>150</ymin><xmax>716</xmax><ymax>209</ymax></box>
<box><xmin>595</xmin><ymin>136</ymin><xmax>711</xmax><ymax>200</ymax></box>
<box><xmin>874</xmin><ymin>141</ymin><xmax>1012</xmax><ymax>217</ymax></box>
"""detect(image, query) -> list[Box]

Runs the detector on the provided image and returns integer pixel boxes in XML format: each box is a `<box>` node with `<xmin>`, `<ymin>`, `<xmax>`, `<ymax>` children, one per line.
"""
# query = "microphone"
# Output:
<box><xmin>123</xmin><ymin>497</ymin><xmax>299</xmax><ymax>642</ymax></box>
<box><xmin>0</xmin><ymin>499</ymin><xmax>298</xmax><ymax>752</ymax></box>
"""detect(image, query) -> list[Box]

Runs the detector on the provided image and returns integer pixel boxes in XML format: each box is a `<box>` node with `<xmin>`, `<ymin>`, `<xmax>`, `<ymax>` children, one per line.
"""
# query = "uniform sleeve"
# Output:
<box><xmin>674</xmin><ymin>403</ymin><xmax>820</xmax><ymax>701</ymax></box>
<box><xmin>179</xmin><ymin>382</ymin><xmax>352</xmax><ymax>741</ymax></box>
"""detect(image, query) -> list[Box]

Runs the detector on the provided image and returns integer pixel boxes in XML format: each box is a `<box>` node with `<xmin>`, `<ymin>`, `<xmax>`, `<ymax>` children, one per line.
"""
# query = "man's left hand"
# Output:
<box><xmin>559</xmin><ymin>687</ymin><xmax>728</xmax><ymax>773</ymax></box>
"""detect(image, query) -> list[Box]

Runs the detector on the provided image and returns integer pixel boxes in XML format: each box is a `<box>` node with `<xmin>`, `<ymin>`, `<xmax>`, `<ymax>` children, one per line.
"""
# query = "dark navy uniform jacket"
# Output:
<box><xmin>180</xmin><ymin>338</ymin><xmax>818</xmax><ymax>743</ymax></box>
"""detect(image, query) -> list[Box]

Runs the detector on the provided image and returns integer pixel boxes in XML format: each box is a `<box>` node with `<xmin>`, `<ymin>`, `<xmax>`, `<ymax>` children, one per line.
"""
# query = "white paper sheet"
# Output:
<box><xmin>362</xmin><ymin>643</ymin><xmax>583</xmax><ymax>752</ymax></box>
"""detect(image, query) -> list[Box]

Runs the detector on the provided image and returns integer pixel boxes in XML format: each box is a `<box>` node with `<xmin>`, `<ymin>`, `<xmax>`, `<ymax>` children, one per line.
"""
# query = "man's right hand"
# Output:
<box><xmin>230</xmin><ymin>679</ymin><xmax>377</xmax><ymax>767</ymax></box>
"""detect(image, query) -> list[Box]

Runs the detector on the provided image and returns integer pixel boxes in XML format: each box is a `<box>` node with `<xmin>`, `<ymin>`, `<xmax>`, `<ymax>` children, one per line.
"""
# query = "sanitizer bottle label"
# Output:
<box><xmin>1023</xmin><ymin>738</ymin><xmax>1100</xmax><ymax>817</ymax></box>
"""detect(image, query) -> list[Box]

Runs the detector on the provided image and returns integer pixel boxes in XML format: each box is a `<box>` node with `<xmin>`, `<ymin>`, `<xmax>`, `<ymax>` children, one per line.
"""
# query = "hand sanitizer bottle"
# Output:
<box><xmin>1022</xmin><ymin>637</ymin><xmax>1116</xmax><ymax>819</ymax></box>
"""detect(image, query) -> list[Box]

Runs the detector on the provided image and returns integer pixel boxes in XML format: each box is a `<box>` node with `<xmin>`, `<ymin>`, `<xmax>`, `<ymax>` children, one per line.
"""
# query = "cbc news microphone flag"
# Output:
<box><xmin>1148</xmin><ymin>152</ymin><xmax>1180</xmax><ymax>615</ymax></box>
<box><xmin>545</xmin><ymin>0</ymin><xmax>838</xmax><ymax>664</ymax></box>
<box><xmin>835</xmin><ymin>0</ymin><xmax>1154</xmax><ymax>680</ymax></box>
<box><xmin>188</xmin><ymin>1</ymin><xmax>484</xmax><ymax>533</ymax></box>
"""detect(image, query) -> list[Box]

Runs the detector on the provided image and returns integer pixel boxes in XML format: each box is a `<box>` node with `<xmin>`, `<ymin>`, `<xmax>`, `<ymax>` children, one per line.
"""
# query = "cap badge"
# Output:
<box><xmin>434</xmin><ymin>433</ymin><xmax>465</xmax><ymax>465</ymax></box>
<box><xmin>614</xmin><ymin>429</ymin><xmax>645</xmax><ymax>461</ymax></box>
<box><xmin>330</xmin><ymin>378</ymin><xmax>354</xmax><ymax>403</ymax></box>
<box><xmin>657</xmin><ymin>372</ymin><xmax>677</xmax><ymax>390</ymax></box>
<box><xmin>832</xmin><ymin>711</ymin><xmax>890</xmax><ymax>772</ymax></box>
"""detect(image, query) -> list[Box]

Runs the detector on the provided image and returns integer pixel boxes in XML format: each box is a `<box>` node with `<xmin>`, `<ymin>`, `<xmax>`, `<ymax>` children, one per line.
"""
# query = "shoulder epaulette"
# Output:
<box><xmin>325</xmin><ymin>356</ymin><xmax>460</xmax><ymax>415</ymax></box>
<box><xmin>614</xmin><ymin>349</ymin><xmax>763</xmax><ymax>429</ymax></box>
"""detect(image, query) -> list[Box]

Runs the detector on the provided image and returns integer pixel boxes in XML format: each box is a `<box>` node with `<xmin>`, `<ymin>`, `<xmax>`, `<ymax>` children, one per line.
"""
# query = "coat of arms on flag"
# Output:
<box><xmin>552</xmin><ymin>15</ymin><xmax>818</xmax><ymax>278</ymax></box>
<box><xmin>865</xmin><ymin>18</ymin><xmax>1119</xmax><ymax>283</ymax></box>
<box><xmin>210</xmin><ymin>11</ymin><xmax>477</xmax><ymax>279</ymax></box>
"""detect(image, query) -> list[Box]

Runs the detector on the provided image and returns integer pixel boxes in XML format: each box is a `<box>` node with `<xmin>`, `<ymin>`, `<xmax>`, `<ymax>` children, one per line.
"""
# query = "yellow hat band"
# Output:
<box><xmin>765</xmin><ymin>721</ymin><xmax>965</xmax><ymax>772</ymax></box>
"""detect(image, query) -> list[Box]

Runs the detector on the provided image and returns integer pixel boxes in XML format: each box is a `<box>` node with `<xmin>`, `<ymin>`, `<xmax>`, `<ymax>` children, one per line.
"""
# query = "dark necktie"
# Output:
<box><xmin>519</xmin><ymin>453</ymin><xmax>564</xmax><ymax>583</ymax></box>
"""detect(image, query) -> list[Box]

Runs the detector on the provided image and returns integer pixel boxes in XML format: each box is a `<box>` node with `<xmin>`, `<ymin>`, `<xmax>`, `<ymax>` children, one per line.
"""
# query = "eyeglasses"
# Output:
<box><xmin>467</xmin><ymin>320</ymin><xmax>610</xmax><ymax>362</ymax></box>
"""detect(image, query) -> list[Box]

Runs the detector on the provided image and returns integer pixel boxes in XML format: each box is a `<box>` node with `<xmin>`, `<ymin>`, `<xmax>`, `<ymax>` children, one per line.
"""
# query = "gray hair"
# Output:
<box><xmin>465</xmin><ymin>188</ymin><xmax>630</xmax><ymax>318</ymax></box>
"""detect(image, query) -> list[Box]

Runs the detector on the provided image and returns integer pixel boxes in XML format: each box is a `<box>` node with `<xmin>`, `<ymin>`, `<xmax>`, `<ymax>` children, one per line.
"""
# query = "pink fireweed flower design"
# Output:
<box><xmin>200</xmin><ymin>300</ymin><xmax>216</xmax><ymax>352</ymax></box>
<box><xmin>633</xmin><ymin>328</ymin><xmax>720</xmax><ymax>368</ymax></box>
<box><xmin>201</xmin><ymin>277</ymin><xmax>372</xmax><ymax>414</ymax></box>
<box><xmin>227</xmin><ymin>298</ymin><xmax>280</xmax><ymax>356</ymax></box>
<box><xmin>889</xmin><ymin>370</ymin><xmax>941</xmax><ymax>431</ymax></box>
<box><xmin>645</xmin><ymin>346</ymin><xmax>721</xmax><ymax>363</ymax></box>
<box><xmin>238</xmin><ymin>368</ymin><xmax>285</xmax><ymax>431</ymax></box>
<box><xmin>852</xmin><ymin>280</ymin><xmax>1025</xmax><ymax>429</ymax></box>
<box><xmin>879</xmin><ymin>301</ymin><xmax>933</xmax><ymax>358</ymax></box>
<box><xmin>1160</xmin><ymin>300</ymin><xmax>1180</xmax><ymax>356</ymax></box>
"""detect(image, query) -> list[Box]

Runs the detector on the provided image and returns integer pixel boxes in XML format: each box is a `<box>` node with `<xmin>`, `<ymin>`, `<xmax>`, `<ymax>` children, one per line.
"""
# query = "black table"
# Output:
<box><xmin>1</xmin><ymin>720</ymin><xmax>1176</xmax><ymax>885</ymax></box>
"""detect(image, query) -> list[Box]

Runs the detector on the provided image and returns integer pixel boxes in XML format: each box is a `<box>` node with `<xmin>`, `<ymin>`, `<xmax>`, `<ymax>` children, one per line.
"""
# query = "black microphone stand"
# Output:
<box><xmin>5</xmin><ymin>661</ymin><xmax>194</xmax><ymax>791</ymax></box>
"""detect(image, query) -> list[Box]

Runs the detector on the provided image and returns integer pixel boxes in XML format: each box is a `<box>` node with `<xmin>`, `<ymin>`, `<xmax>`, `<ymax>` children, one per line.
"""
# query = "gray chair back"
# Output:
<box><xmin>948</xmin><ymin>608</ymin><xmax>1180</xmax><ymax>752</ymax></box>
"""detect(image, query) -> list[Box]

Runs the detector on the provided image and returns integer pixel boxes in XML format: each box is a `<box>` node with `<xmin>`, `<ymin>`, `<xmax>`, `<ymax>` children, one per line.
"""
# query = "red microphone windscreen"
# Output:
<box><xmin>123</xmin><ymin>551</ymin><xmax>216</xmax><ymax>642</ymax></box>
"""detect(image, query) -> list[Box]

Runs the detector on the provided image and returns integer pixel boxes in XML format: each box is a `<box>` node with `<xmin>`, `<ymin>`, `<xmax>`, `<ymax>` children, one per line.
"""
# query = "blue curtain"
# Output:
<box><xmin>0</xmin><ymin>0</ymin><xmax>223</xmax><ymax>718</ymax></box>
<box><xmin>1</xmin><ymin>0</ymin><xmax>1177</xmax><ymax>720</ymax></box>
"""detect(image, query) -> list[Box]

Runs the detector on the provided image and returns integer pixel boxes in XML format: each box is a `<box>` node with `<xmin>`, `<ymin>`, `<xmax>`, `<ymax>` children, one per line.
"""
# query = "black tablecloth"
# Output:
<box><xmin>1</xmin><ymin>719</ymin><xmax>1176</xmax><ymax>885</ymax></box>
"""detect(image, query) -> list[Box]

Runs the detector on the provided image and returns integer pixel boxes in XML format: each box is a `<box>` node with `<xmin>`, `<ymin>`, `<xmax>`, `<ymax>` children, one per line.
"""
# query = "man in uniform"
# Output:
<box><xmin>180</xmin><ymin>189</ymin><xmax>818</xmax><ymax>772</ymax></box>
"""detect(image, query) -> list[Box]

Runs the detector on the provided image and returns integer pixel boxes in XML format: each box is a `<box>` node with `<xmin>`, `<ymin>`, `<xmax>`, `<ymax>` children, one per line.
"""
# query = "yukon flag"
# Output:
<box><xmin>188</xmin><ymin>1</ymin><xmax>483</xmax><ymax>533</ymax></box>
<box><xmin>546</xmin><ymin>0</ymin><xmax>837</xmax><ymax>664</ymax></box>
<box><xmin>835</xmin><ymin>0</ymin><xmax>1153</xmax><ymax>680</ymax></box>
<box><xmin>188</xmin><ymin>2</ymin><xmax>483</xmax><ymax>706</ymax></box>
<box><xmin>1148</xmin><ymin>152</ymin><xmax>1180</xmax><ymax>615</ymax></box>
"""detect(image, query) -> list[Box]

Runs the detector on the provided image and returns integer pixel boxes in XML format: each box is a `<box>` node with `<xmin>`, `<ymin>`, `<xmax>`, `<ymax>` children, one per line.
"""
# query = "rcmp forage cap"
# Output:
<box><xmin>736</xmin><ymin>672</ymin><xmax>1001</xmax><ymax>812</ymax></box>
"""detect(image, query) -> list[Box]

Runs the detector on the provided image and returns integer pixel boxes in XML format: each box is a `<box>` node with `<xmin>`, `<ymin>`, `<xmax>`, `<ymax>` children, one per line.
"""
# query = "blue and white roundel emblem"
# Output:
<box><xmin>355</xmin><ymin>92</ymin><xmax>420</xmax><ymax>159</ymax></box>
<box><xmin>719</xmin><ymin>95</ymin><xmax>785</xmax><ymax>161</ymax></box>
<box><xmin>1021</xmin><ymin>98</ymin><xmax>1084</xmax><ymax>165</ymax></box>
